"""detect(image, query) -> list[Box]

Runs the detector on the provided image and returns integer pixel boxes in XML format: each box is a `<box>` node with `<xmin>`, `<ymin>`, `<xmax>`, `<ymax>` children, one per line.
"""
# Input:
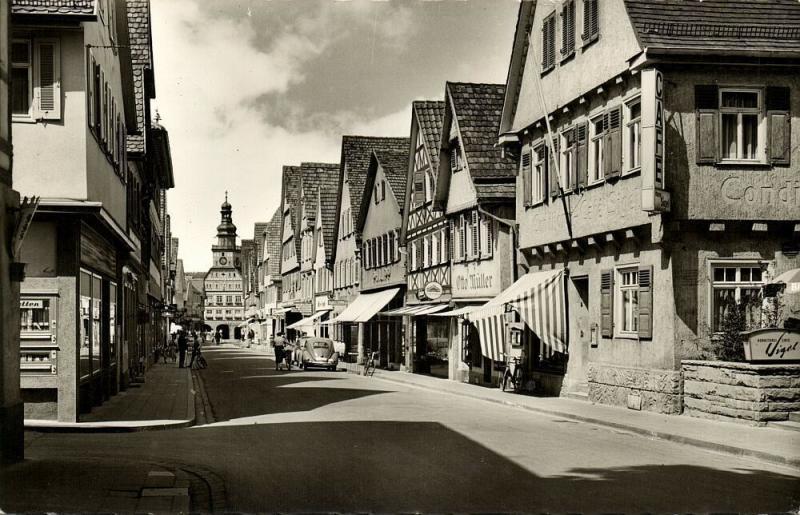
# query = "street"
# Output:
<box><xmin>13</xmin><ymin>345</ymin><xmax>800</xmax><ymax>513</ymax></box>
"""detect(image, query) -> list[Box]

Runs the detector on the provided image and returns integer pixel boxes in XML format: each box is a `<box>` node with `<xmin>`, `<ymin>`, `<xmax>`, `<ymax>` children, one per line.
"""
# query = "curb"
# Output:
<box><xmin>367</xmin><ymin>370</ymin><xmax>800</xmax><ymax>471</ymax></box>
<box><xmin>24</xmin><ymin>367</ymin><xmax>197</xmax><ymax>434</ymax></box>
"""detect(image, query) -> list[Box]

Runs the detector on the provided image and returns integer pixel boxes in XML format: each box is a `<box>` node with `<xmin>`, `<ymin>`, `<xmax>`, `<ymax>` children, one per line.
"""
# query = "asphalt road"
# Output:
<box><xmin>19</xmin><ymin>345</ymin><xmax>800</xmax><ymax>512</ymax></box>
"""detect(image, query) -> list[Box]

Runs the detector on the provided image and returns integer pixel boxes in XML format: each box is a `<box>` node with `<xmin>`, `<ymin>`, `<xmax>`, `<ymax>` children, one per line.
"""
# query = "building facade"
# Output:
<box><xmin>499</xmin><ymin>0</ymin><xmax>800</xmax><ymax>412</ymax></box>
<box><xmin>329</xmin><ymin>136</ymin><xmax>408</xmax><ymax>359</ymax></box>
<box><xmin>434</xmin><ymin>82</ymin><xmax>517</xmax><ymax>386</ymax></box>
<box><xmin>257</xmin><ymin>207</ymin><xmax>282</xmax><ymax>341</ymax></box>
<box><xmin>398</xmin><ymin>101</ymin><xmax>451</xmax><ymax>376</ymax></box>
<box><xmin>203</xmin><ymin>196</ymin><xmax>244</xmax><ymax>340</ymax></box>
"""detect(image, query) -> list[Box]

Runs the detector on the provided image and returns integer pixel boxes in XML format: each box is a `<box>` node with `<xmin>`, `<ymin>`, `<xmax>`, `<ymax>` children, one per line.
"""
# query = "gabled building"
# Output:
<box><xmin>329</xmin><ymin>136</ymin><xmax>408</xmax><ymax>358</ymax></box>
<box><xmin>434</xmin><ymin>82</ymin><xmax>517</xmax><ymax>386</ymax></box>
<box><xmin>257</xmin><ymin>207</ymin><xmax>282</xmax><ymax>341</ymax></box>
<box><xmin>398</xmin><ymin>100</ymin><xmax>451</xmax><ymax>375</ymax></box>
<box><xmin>354</xmin><ymin>146</ymin><xmax>410</xmax><ymax>368</ymax></box>
<box><xmin>285</xmin><ymin>162</ymin><xmax>339</xmax><ymax>337</ymax></box>
<box><xmin>499</xmin><ymin>0</ymin><xmax>800</xmax><ymax>413</ymax></box>
<box><xmin>278</xmin><ymin>165</ymin><xmax>304</xmax><ymax>331</ymax></box>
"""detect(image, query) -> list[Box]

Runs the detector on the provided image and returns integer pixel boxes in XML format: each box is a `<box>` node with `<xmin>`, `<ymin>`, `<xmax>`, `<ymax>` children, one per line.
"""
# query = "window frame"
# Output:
<box><xmin>11</xmin><ymin>39</ymin><xmax>33</xmax><ymax>120</ymax></box>
<box><xmin>588</xmin><ymin>112</ymin><xmax>605</xmax><ymax>185</ymax></box>
<box><xmin>531</xmin><ymin>143</ymin><xmax>546</xmax><ymax>205</ymax></box>
<box><xmin>541</xmin><ymin>12</ymin><xmax>557</xmax><ymax>74</ymax></box>
<box><xmin>560</xmin><ymin>127</ymin><xmax>576</xmax><ymax>192</ymax></box>
<box><xmin>708</xmin><ymin>260</ymin><xmax>766</xmax><ymax>333</ymax></box>
<box><xmin>718</xmin><ymin>87</ymin><xmax>765</xmax><ymax>164</ymax></box>
<box><xmin>624</xmin><ymin>95</ymin><xmax>642</xmax><ymax>174</ymax></box>
<box><xmin>615</xmin><ymin>265</ymin><xmax>640</xmax><ymax>338</ymax></box>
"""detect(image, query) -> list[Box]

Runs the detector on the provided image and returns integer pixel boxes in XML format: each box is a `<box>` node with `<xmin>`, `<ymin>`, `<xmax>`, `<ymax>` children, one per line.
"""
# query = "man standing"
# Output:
<box><xmin>178</xmin><ymin>330</ymin><xmax>188</xmax><ymax>368</ymax></box>
<box><xmin>188</xmin><ymin>331</ymin><xmax>201</xmax><ymax>368</ymax></box>
<box><xmin>214</xmin><ymin>329</ymin><xmax>221</xmax><ymax>345</ymax></box>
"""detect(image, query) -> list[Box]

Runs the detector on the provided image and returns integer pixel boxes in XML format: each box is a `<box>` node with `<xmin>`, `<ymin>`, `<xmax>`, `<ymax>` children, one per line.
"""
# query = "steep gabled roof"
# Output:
<box><xmin>357</xmin><ymin>145</ymin><xmax>410</xmax><ymax>232</ymax></box>
<box><xmin>299</xmin><ymin>162</ymin><xmax>340</xmax><ymax>262</ymax></box>
<box><xmin>264</xmin><ymin>207</ymin><xmax>282</xmax><ymax>277</ymax></box>
<box><xmin>11</xmin><ymin>0</ymin><xmax>94</xmax><ymax>15</ymax></box>
<box><xmin>253</xmin><ymin>222</ymin><xmax>269</xmax><ymax>262</ymax></box>
<box><xmin>331</xmin><ymin>136</ymin><xmax>407</xmax><ymax>262</ymax></box>
<box><xmin>413</xmin><ymin>101</ymin><xmax>446</xmax><ymax>175</ymax></box>
<box><xmin>624</xmin><ymin>0</ymin><xmax>800</xmax><ymax>56</ymax></box>
<box><xmin>126</xmin><ymin>0</ymin><xmax>155</xmax><ymax>155</ymax></box>
<box><xmin>280</xmin><ymin>165</ymin><xmax>303</xmax><ymax>261</ymax></box>
<box><xmin>447</xmin><ymin>82</ymin><xmax>516</xmax><ymax>181</ymax></box>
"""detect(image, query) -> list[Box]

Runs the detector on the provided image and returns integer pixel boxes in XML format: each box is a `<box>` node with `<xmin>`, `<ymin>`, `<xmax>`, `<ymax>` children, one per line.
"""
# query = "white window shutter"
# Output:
<box><xmin>34</xmin><ymin>40</ymin><xmax>61</xmax><ymax>120</ymax></box>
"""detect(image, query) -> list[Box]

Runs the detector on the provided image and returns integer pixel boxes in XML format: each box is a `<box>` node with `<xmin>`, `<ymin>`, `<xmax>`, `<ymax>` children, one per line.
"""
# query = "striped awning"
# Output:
<box><xmin>382</xmin><ymin>304</ymin><xmax>449</xmax><ymax>316</ymax></box>
<box><xmin>466</xmin><ymin>269</ymin><xmax>567</xmax><ymax>361</ymax></box>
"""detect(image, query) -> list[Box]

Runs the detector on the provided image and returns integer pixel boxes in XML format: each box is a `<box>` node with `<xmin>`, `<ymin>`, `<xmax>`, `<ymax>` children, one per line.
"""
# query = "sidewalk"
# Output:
<box><xmin>0</xmin><ymin>458</ymin><xmax>191</xmax><ymax>513</ymax></box>
<box><xmin>25</xmin><ymin>362</ymin><xmax>195</xmax><ymax>432</ymax></box>
<box><xmin>360</xmin><ymin>367</ymin><xmax>800</xmax><ymax>470</ymax></box>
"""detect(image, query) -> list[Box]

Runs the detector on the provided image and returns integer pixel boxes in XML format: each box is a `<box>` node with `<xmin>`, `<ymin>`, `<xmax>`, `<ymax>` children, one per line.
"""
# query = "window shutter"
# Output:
<box><xmin>549</xmin><ymin>137</ymin><xmax>560</xmax><ymax>198</ymax></box>
<box><xmin>87</xmin><ymin>55</ymin><xmax>94</xmax><ymax>128</ymax></box>
<box><xmin>600</xmin><ymin>269</ymin><xmax>614</xmax><ymax>338</ymax></box>
<box><xmin>450</xmin><ymin>146</ymin><xmax>459</xmax><ymax>172</ymax></box>
<box><xmin>695</xmin><ymin>85</ymin><xmax>719</xmax><ymax>164</ymax></box>
<box><xmin>522</xmin><ymin>150</ymin><xmax>532</xmax><ymax>206</ymax></box>
<box><xmin>567</xmin><ymin>127</ymin><xmax>578</xmax><ymax>188</ymax></box>
<box><xmin>417</xmin><ymin>236</ymin><xmax>424</xmax><ymax>268</ymax></box>
<box><xmin>35</xmin><ymin>40</ymin><xmax>60</xmax><ymax>120</ymax></box>
<box><xmin>576</xmin><ymin>122</ymin><xmax>588</xmax><ymax>188</ymax></box>
<box><xmin>766</xmin><ymin>86</ymin><xmax>791</xmax><ymax>166</ymax></box>
<box><xmin>604</xmin><ymin>107</ymin><xmax>622</xmax><ymax>177</ymax></box>
<box><xmin>484</xmin><ymin>217</ymin><xmax>493</xmax><ymax>257</ymax></box>
<box><xmin>446</xmin><ymin>225</ymin><xmax>453</xmax><ymax>262</ymax></box>
<box><xmin>542</xmin><ymin>19</ymin><xmax>549</xmax><ymax>69</ymax></box>
<box><xmin>381</xmin><ymin>180</ymin><xmax>386</xmax><ymax>201</ymax></box>
<box><xmin>471</xmin><ymin>211</ymin><xmax>479</xmax><ymax>258</ymax></box>
<box><xmin>413</xmin><ymin>171</ymin><xmax>425</xmax><ymax>204</ymax></box>
<box><xmin>583</xmin><ymin>0</ymin><xmax>599</xmax><ymax>41</ymax></box>
<box><xmin>638</xmin><ymin>264</ymin><xmax>653</xmax><ymax>339</ymax></box>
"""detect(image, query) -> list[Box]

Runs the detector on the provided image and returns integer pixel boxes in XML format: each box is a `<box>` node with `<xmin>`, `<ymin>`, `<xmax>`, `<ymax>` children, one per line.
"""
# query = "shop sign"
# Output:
<box><xmin>424</xmin><ymin>282</ymin><xmax>443</xmax><ymax>300</ymax></box>
<box><xmin>452</xmin><ymin>259</ymin><xmax>501</xmax><ymax>298</ymax></box>
<box><xmin>20</xmin><ymin>299</ymin><xmax>44</xmax><ymax>309</ymax></box>
<box><xmin>315</xmin><ymin>295</ymin><xmax>331</xmax><ymax>312</ymax></box>
<box><xmin>641</xmin><ymin>68</ymin><xmax>670</xmax><ymax>213</ymax></box>
<box><xmin>743</xmin><ymin>328</ymin><xmax>800</xmax><ymax>362</ymax></box>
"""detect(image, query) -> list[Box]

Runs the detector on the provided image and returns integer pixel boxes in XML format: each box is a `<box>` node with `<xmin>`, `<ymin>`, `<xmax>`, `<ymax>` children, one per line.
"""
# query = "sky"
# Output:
<box><xmin>151</xmin><ymin>0</ymin><xmax>520</xmax><ymax>272</ymax></box>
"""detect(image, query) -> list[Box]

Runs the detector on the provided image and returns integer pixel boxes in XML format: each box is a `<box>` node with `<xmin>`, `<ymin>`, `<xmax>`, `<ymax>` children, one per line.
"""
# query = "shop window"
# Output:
<box><xmin>710</xmin><ymin>263</ymin><xmax>764</xmax><ymax>332</ymax></box>
<box><xmin>20</xmin><ymin>298</ymin><xmax>53</xmax><ymax>334</ymax></box>
<box><xmin>625</xmin><ymin>97</ymin><xmax>642</xmax><ymax>172</ymax></box>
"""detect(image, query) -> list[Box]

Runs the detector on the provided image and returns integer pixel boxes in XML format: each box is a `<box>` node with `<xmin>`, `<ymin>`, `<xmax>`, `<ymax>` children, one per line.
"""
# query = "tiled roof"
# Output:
<box><xmin>474</xmin><ymin>181</ymin><xmax>516</xmax><ymax>202</ymax></box>
<box><xmin>11</xmin><ymin>0</ymin><xmax>94</xmax><ymax>15</ymax></box>
<box><xmin>126</xmin><ymin>0</ymin><xmax>153</xmax><ymax>154</ymax></box>
<box><xmin>253</xmin><ymin>222</ymin><xmax>269</xmax><ymax>262</ymax></box>
<box><xmin>413</xmin><ymin>101</ymin><xmax>445</xmax><ymax>175</ymax></box>
<box><xmin>281</xmin><ymin>165</ymin><xmax>303</xmax><ymax>261</ymax></box>
<box><xmin>447</xmin><ymin>82</ymin><xmax>517</xmax><ymax>181</ymax></box>
<box><xmin>331</xmin><ymin>136</ymin><xmax>407</xmax><ymax>263</ymax></box>
<box><xmin>264</xmin><ymin>207</ymin><xmax>282</xmax><ymax>277</ymax></box>
<box><xmin>374</xmin><ymin>146</ymin><xmax>410</xmax><ymax>210</ymax></box>
<box><xmin>624</xmin><ymin>0</ymin><xmax>800</xmax><ymax>54</ymax></box>
<box><xmin>300</xmin><ymin>163</ymin><xmax>340</xmax><ymax>262</ymax></box>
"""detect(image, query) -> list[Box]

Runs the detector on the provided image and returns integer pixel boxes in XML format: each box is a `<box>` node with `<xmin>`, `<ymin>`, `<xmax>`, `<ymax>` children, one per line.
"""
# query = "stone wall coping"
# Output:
<box><xmin>681</xmin><ymin>359</ymin><xmax>800</xmax><ymax>373</ymax></box>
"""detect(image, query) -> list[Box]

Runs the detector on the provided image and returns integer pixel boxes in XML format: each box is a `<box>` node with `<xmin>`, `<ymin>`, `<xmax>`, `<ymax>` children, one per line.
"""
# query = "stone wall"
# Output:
<box><xmin>588</xmin><ymin>363</ymin><xmax>682</xmax><ymax>414</ymax></box>
<box><xmin>682</xmin><ymin>360</ymin><xmax>800</xmax><ymax>425</ymax></box>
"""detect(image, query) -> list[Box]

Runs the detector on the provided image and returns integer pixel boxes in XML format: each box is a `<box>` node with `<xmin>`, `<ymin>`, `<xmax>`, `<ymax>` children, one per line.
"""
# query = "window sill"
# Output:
<box><xmin>621</xmin><ymin>166</ymin><xmax>641</xmax><ymax>178</ymax></box>
<box><xmin>560</xmin><ymin>50</ymin><xmax>575</xmax><ymax>64</ymax></box>
<box><xmin>581</xmin><ymin>33</ymin><xmax>600</xmax><ymax>49</ymax></box>
<box><xmin>586</xmin><ymin>179</ymin><xmax>605</xmax><ymax>190</ymax></box>
<box><xmin>614</xmin><ymin>333</ymin><xmax>640</xmax><ymax>341</ymax></box>
<box><xmin>715</xmin><ymin>159</ymin><xmax>771</xmax><ymax>168</ymax></box>
<box><xmin>524</xmin><ymin>199</ymin><xmax>546</xmax><ymax>210</ymax></box>
<box><xmin>541</xmin><ymin>64</ymin><xmax>556</xmax><ymax>77</ymax></box>
<box><xmin>12</xmin><ymin>116</ymin><xmax>37</xmax><ymax>124</ymax></box>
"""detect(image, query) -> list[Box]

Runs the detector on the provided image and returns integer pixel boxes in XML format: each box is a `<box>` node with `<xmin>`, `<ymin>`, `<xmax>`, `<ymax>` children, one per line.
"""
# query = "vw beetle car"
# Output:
<box><xmin>299</xmin><ymin>337</ymin><xmax>339</xmax><ymax>371</ymax></box>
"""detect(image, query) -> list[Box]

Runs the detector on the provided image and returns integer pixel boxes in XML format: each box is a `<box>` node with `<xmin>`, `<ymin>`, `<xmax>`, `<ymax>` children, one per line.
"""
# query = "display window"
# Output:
<box><xmin>92</xmin><ymin>274</ymin><xmax>102</xmax><ymax>375</ymax></box>
<box><xmin>20</xmin><ymin>298</ymin><xmax>53</xmax><ymax>334</ymax></box>
<box><xmin>109</xmin><ymin>281</ymin><xmax>117</xmax><ymax>365</ymax></box>
<box><xmin>80</xmin><ymin>270</ymin><xmax>92</xmax><ymax>381</ymax></box>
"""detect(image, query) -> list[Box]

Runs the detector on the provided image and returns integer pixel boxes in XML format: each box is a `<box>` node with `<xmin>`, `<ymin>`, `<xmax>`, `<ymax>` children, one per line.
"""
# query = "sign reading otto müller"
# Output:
<box><xmin>641</xmin><ymin>68</ymin><xmax>670</xmax><ymax>213</ymax></box>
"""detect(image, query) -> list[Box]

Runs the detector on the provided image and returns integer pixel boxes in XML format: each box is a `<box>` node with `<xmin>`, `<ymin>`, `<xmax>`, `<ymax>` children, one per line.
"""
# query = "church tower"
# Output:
<box><xmin>212</xmin><ymin>192</ymin><xmax>241</xmax><ymax>269</ymax></box>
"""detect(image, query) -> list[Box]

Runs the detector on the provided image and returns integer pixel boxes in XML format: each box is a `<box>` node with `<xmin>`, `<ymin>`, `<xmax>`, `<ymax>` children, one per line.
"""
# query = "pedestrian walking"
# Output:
<box><xmin>178</xmin><ymin>330</ymin><xmax>188</xmax><ymax>368</ymax></box>
<box><xmin>189</xmin><ymin>331</ymin><xmax>201</xmax><ymax>368</ymax></box>
<box><xmin>246</xmin><ymin>327</ymin><xmax>255</xmax><ymax>348</ymax></box>
<box><xmin>215</xmin><ymin>329</ymin><xmax>221</xmax><ymax>345</ymax></box>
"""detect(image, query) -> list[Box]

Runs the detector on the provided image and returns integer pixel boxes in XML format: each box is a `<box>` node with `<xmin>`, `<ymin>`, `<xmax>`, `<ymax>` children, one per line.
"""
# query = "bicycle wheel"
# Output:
<box><xmin>513</xmin><ymin>366</ymin><xmax>524</xmax><ymax>393</ymax></box>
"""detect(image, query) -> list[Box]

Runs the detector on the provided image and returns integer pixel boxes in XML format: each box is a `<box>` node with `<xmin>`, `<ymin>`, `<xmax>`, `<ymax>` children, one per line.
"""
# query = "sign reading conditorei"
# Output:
<box><xmin>743</xmin><ymin>328</ymin><xmax>800</xmax><ymax>362</ymax></box>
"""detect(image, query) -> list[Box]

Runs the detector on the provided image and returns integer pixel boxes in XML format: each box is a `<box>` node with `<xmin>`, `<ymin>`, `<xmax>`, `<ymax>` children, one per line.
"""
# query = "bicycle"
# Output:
<box><xmin>501</xmin><ymin>356</ymin><xmax>523</xmax><ymax>393</ymax></box>
<box><xmin>363</xmin><ymin>351</ymin><xmax>378</xmax><ymax>377</ymax></box>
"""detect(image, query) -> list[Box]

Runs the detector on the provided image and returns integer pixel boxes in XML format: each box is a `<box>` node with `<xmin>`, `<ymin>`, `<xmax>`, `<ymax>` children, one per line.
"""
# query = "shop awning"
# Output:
<box><xmin>466</xmin><ymin>269</ymin><xmax>567</xmax><ymax>361</ymax></box>
<box><xmin>430</xmin><ymin>305</ymin><xmax>481</xmax><ymax>317</ymax></box>
<box><xmin>382</xmin><ymin>304</ymin><xmax>449</xmax><ymax>317</ymax></box>
<box><xmin>286</xmin><ymin>310</ymin><xmax>328</xmax><ymax>330</ymax></box>
<box><xmin>323</xmin><ymin>288</ymin><xmax>400</xmax><ymax>324</ymax></box>
<box><xmin>273</xmin><ymin>307</ymin><xmax>295</xmax><ymax>315</ymax></box>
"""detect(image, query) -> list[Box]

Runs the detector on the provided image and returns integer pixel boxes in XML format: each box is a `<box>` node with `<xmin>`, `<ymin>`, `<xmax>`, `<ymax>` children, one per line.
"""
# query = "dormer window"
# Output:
<box><xmin>450</xmin><ymin>142</ymin><xmax>464</xmax><ymax>173</ymax></box>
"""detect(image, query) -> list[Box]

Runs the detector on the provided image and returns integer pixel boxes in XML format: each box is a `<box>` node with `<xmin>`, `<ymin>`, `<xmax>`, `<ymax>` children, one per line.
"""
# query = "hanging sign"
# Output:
<box><xmin>641</xmin><ymin>69</ymin><xmax>670</xmax><ymax>213</ymax></box>
<box><xmin>424</xmin><ymin>282</ymin><xmax>443</xmax><ymax>300</ymax></box>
